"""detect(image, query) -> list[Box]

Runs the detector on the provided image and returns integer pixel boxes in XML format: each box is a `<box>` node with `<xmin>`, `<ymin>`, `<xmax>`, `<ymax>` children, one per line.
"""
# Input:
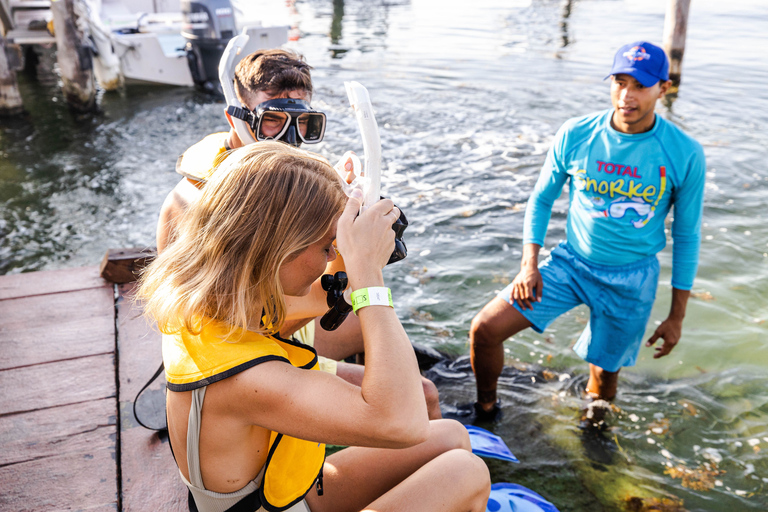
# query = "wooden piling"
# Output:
<box><xmin>0</xmin><ymin>36</ymin><xmax>24</xmax><ymax>116</ymax></box>
<box><xmin>662</xmin><ymin>0</ymin><xmax>690</xmax><ymax>90</ymax></box>
<box><xmin>50</xmin><ymin>0</ymin><xmax>96</xmax><ymax>112</ymax></box>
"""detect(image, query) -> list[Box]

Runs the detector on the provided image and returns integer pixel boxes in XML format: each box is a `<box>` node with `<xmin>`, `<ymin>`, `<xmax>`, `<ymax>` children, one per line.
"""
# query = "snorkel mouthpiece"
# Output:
<box><xmin>320</xmin><ymin>272</ymin><xmax>352</xmax><ymax>331</ymax></box>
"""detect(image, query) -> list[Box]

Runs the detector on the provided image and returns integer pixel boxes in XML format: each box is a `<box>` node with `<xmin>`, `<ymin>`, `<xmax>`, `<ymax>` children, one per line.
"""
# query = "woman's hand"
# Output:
<box><xmin>336</xmin><ymin>190</ymin><xmax>398</xmax><ymax>289</ymax></box>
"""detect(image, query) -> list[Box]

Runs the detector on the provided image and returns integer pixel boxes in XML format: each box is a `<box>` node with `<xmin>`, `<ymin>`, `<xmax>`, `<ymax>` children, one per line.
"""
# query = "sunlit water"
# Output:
<box><xmin>1</xmin><ymin>0</ymin><xmax>767</xmax><ymax>510</ymax></box>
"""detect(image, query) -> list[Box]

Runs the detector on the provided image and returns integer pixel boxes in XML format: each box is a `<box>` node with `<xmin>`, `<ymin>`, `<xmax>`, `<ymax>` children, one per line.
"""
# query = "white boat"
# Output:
<box><xmin>1</xmin><ymin>0</ymin><xmax>288</xmax><ymax>90</ymax></box>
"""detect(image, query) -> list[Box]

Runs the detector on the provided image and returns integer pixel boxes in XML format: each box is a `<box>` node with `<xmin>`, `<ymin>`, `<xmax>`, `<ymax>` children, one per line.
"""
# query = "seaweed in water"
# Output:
<box><xmin>623</xmin><ymin>495</ymin><xmax>687</xmax><ymax>512</ymax></box>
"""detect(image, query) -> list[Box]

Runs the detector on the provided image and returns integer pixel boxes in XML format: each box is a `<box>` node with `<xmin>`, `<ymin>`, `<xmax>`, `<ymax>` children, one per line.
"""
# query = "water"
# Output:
<box><xmin>1</xmin><ymin>0</ymin><xmax>767</xmax><ymax>509</ymax></box>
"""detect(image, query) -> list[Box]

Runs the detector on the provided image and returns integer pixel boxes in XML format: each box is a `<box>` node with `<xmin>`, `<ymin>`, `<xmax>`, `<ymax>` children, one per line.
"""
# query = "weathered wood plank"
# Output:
<box><xmin>0</xmin><ymin>433</ymin><xmax>118</xmax><ymax>511</ymax></box>
<box><xmin>0</xmin><ymin>286</ymin><xmax>115</xmax><ymax>370</ymax></box>
<box><xmin>0</xmin><ymin>265</ymin><xmax>107</xmax><ymax>300</ymax></box>
<box><xmin>120</xmin><ymin>428</ymin><xmax>188</xmax><ymax>511</ymax></box>
<box><xmin>0</xmin><ymin>397</ymin><xmax>116</xmax><ymax>466</ymax></box>
<box><xmin>117</xmin><ymin>282</ymin><xmax>187</xmax><ymax>510</ymax></box>
<box><xmin>0</xmin><ymin>354</ymin><xmax>115</xmax><ymax>415</ymax></box>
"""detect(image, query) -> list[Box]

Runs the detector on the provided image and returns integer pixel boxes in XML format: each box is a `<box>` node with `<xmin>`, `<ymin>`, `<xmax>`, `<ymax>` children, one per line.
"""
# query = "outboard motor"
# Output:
<box><xmin>182</xmin><ymin>0</ymin><xmax>237</xmax><ymax>93</ymax></box>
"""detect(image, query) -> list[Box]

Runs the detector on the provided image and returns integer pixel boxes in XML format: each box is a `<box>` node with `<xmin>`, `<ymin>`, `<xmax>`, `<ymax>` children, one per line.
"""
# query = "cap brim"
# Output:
<box><xmin>605</xmin><ymin>67</ymin><xmax>661</xmax><ymax>87</ymax></box>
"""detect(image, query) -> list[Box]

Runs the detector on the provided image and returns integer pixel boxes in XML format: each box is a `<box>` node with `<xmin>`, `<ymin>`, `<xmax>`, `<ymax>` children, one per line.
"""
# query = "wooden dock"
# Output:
<box><xmin>0</xmin><ymin>265</ymin><xmax>187</xmax><ymax>511</ymax></box>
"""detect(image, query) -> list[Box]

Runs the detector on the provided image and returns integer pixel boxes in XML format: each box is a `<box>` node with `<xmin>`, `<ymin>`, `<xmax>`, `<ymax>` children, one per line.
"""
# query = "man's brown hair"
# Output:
<box><xmin>234</xmin><ymin>49</ymin><xmax>313</xmax><ymax>107</ymax></box>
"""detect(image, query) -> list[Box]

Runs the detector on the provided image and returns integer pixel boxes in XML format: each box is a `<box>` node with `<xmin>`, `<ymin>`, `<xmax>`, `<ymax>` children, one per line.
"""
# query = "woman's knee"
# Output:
<box><xmin>421</xmin><ymin>377</ymin><xmax>440</xmax><ymax>405</ymax></box>
<box><xmin>439</xmin><ymin>449</ymin><xmax>491</xmax><ymax>504</ymax></box>
<box><xmin>428</xmin><ymin>419</ymin><xmax>472</xmax><ymax>452</ymax></box>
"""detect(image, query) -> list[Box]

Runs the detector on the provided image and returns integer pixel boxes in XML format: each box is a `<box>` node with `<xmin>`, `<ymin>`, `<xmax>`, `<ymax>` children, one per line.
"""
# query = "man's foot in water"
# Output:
<box><xmin>443</xmin><ymin>400</ymin><xmax>503</xmax><ymax>424</ymax></box>
<box><xmin>578</xmin><ymin>398</ymin><xmax>617</xmax><ymax>465</ymax></box>
<box><xmin>578</xmin><ymin>398</ymin><xmax>613</xmax><ymax>432</ymax></box>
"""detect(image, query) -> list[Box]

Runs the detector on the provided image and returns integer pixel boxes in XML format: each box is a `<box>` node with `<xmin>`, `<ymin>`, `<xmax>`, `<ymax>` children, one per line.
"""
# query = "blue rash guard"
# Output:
<box><xmin>523</xmin><ymin>109</ymin><xmax>706</xmax><ymax>290</ymax></box>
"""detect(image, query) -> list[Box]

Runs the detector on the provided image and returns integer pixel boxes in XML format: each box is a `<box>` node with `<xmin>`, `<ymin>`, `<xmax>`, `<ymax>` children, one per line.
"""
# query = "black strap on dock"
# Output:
<box><xmin>133</xmin><ymin>362</ymin><xmax>167</xmax><ymax>432</ymax></box>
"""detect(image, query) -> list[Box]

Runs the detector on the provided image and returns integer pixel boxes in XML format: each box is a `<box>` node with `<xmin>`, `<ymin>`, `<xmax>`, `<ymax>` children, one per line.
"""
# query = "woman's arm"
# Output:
<box><xmin>223</xmin><ymin>194</ymin><xmax>430</xmax><ymax>449</ymax></box>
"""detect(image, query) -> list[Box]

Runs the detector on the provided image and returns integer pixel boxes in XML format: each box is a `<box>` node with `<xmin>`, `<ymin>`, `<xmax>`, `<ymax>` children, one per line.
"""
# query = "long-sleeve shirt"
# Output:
<box><xmin>523</xmin><ymin>109</ymin><xmax>706</xmax><ymax>290</ymax></box>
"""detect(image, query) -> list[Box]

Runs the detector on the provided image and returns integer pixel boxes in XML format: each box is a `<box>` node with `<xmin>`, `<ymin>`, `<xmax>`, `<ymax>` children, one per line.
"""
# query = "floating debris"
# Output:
<box><xmin>409</xmin><ymin>308</ymin><xmax>434</xmax><ymax>322</ymax></box>
<box><xmin>649</xmin><ymin>418</ymin><xmax>670</xmax><ymax>435</ymax></box>
<box><xmin>491</xmin><ymin>272</ymin><xmax>510</xmax><ymax>285</ymax></box>
<box><xmin>664</xmin><ymin>461</ymin><xmax>725</xmax><ymax>491</ymax></box>
<box><xmin>691</xmin><ymin>291</ymin><xmax>715</xmax><ymax>301</ymax></box>
<box><xmin>679</xmin><ymin>400</ymin><xmax>699</xmax><ymax>416</ymax></box>
<box><xmin>701</xmin><ymin>448</ymin><xmax>723</xmax><ymax>464</ymax></box>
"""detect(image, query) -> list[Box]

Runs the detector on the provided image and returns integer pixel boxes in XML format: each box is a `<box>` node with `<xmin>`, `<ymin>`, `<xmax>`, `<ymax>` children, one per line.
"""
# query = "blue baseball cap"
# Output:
<box><xmin>605</xmin><ymin>41</ymin><xmax>669</xmax><ymax>87</ymax></box>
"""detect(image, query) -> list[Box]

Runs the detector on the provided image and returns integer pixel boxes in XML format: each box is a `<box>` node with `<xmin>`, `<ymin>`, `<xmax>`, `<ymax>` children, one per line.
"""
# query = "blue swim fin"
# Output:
<box><xmin>465</xmin><ymin>425</ymin><xmax>519</xmax><ymax>463</ymax></box>
<box><xmin>486</xmin><ymin>483</ymin><xmax>560</xmax><ymax>512</ymax></box>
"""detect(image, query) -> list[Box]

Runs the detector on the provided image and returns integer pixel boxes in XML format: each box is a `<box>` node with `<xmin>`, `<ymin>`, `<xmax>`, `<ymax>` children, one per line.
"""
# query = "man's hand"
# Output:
<box><xmin>646</xmin><ymin>288</ymin><xmax>690</xmax><ymax>359</ymax></box>
<box><xmin>510</xmin><ymin>265</ymin><xmax>543</xmax><ymax>310</ymax></box>
<box><xmin>510</xmin><ymin>243</ymin><xmax>542</xmax><ymax>310</ymax></box>
<box><xmin>645</xmin><ymin>316</ymin><xmax>683</xmax><ymax>358</ymax></box>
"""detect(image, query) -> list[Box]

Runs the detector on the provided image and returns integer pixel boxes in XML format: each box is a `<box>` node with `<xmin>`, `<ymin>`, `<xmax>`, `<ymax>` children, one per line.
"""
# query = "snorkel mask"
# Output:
<box><xmin>226</xmin><ymin>98</ymin><xmax>326</xmax><ymax>147</ymax></box>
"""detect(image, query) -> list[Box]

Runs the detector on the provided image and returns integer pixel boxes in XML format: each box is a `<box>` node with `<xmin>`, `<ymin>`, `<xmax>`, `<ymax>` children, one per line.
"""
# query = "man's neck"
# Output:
<box><xmin>610</xmin><ymin>110</ymin><xmax>656</xmax><ymax>134</ymax></box>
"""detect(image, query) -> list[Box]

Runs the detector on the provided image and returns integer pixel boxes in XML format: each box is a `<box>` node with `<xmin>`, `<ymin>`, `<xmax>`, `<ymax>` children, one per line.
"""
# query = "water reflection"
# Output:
<box><xmin>559</xmin><ymin>0</ymin><xmax>572</xmax><ymax>48</ymax></box>
<box><xmin>330</xmin><ymin>0</ymin><xmax>346</xmax><ymax>57</ymax></box>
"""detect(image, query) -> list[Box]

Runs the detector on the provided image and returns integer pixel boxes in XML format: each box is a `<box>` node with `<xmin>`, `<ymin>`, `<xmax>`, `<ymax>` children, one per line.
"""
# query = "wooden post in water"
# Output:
<box><xmin>0</xmin><ymin>35</ymin><xmax>24</xmax><ymax>116</ymax></box>
<box><xmin>51</xmin><ymin>0</ymin><xmax>96</xmax><ymax>112</ymax></box>
<box><xmin>662</xmin><ymin>0</ymin><xmax>690</xmax><ymax>90</ymax></box>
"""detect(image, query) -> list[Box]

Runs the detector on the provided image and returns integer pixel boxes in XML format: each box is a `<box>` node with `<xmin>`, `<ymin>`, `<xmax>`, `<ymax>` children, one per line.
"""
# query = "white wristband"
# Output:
<box><xmin>351</xmin><ymin>287</ymin><xmax>393</xmax><ymax>313</ymax></box>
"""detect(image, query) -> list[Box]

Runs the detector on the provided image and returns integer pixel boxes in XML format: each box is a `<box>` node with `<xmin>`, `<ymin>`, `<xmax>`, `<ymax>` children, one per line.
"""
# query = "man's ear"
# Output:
<box><xmin>658</xmin><ymin>80</ymin><xmax>672</xmax><ymax>98</ymax></box>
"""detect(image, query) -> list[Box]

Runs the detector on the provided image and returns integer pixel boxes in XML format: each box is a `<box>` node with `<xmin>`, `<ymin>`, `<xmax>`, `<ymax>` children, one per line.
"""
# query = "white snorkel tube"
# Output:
<box><xmin>219</xmin><ymin>31</ymin><xmax>257</xmax><ymax>145</ymax></box>
<box><xmin>344</xmin><ymin>81</ymin><xmax>381</xmax><ymax>208</ymax></box>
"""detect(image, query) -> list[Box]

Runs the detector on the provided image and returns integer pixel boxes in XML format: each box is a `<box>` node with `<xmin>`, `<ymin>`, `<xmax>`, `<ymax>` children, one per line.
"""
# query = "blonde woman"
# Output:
<box><xmin>138</xmin><ymin>141</ymin><xmax>490</xmax><ymax>512</ymax></box>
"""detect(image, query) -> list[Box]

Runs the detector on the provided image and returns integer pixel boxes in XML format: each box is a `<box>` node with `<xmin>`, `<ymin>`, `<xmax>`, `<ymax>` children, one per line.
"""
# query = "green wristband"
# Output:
<box><xmin>350</xmin><ymin>287</ymin><xmax>393</xmax><ymax>314</ymax></box>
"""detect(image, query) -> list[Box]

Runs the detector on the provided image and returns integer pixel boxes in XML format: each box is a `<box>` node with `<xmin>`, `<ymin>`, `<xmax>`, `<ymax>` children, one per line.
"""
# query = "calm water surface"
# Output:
<box><xmin>1</xmin><ymin>0</ymin><xmax>767</xmax><ymax>510</ymax></box>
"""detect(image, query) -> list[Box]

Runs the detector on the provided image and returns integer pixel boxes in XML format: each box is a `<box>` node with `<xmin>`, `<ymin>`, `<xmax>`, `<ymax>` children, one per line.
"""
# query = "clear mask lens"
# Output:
<box><xmin>297</xmin><ymin>113</ymin><xmax>325</xmax><ymax>143</ymax></box>
<box><xmin>257</xmin><ymin>111</ymin><xmax>290</xmax><ymax>141</ymax></box>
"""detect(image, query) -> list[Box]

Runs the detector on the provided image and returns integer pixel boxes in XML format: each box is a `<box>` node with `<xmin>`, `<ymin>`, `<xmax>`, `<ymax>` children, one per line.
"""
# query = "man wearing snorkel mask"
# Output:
<box><xmin>469</xmin><ymin>41</ymin><xmax>706</xmax><ymax>427</ymax></box>
<box><xmin>156</xmin><ymin>48</ymin><xmax>442</xmax><ymax>419</ymax></box>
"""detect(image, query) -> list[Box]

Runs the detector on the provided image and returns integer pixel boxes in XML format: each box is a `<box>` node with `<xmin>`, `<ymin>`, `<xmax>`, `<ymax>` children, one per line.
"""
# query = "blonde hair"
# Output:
<box><xmin>138</xmin><ymin>141</ymin><xmax>346</xmax><ymax>337</ymax></box>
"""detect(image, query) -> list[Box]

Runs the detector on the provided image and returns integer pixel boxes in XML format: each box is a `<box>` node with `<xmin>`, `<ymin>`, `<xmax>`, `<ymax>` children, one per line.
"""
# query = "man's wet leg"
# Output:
<box><xmin>470</xmin><ymin>298</ymin><xmax>532</xmax><ymax>414</ymax></box>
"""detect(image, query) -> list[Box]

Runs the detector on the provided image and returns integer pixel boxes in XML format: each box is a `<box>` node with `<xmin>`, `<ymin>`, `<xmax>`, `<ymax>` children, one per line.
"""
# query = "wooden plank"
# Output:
<box><xmin>116</xmin><ymin>282</ymin><xmax>163</xmax><ymax>397</ymax></box>
<box><xmin>120</xmin><ymin>428</ymin><xmax>188</xmax><ymax>511</ymax></box>
<box><xmin>0</xmin><ymin>434</ymin><xmax>118</xmax><ymax>511</ymax></box>
<box><xmin>0</xmin><ymin>265</ymin><xmax>107</xmax><ymax>300</ymax></box>
<box><xmin>117</xmin><ymin>282</ymin><xmax>187</xmax><ymax>511</ymax></box>
<box><xmin>0</xmin><ymin>353</ymin><xmax>115</xmax><ymax>415</ymax></box>
<box><xmin>0</xmin><ymin>398</ymin><xmax>116</xmax><ymax>466</ymax></box>
<box><xmin>0</xmin><ymin>285</ymin><xmax>115</xmax><ymax>370</ymax></box>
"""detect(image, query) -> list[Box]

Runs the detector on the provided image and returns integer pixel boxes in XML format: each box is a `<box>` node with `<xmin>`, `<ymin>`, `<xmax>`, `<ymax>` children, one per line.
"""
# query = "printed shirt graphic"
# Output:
<box><xmin>523</xmin><ymin>109</ymin><xmax>706</xmax><ymax>290</ymax></box>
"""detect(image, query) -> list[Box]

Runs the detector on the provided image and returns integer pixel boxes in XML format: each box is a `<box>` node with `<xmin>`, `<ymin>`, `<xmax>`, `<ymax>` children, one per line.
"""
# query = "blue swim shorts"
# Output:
<box><xmin>498</xmin><ymin>243</ymin><xmax>659</xmax><ymax>372</ymax></box>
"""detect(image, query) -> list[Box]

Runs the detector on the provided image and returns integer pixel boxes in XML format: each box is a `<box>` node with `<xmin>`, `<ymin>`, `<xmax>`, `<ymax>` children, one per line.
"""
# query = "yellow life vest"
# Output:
<box><xmin>163</xmin><ymin>319</ymin><xmax>326</xmax><ymax>511</ymax></box>
<box><xmin>175</xmin><ymin>132</ymin><xmax>230</xmax><ymax>184</ymax></box>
